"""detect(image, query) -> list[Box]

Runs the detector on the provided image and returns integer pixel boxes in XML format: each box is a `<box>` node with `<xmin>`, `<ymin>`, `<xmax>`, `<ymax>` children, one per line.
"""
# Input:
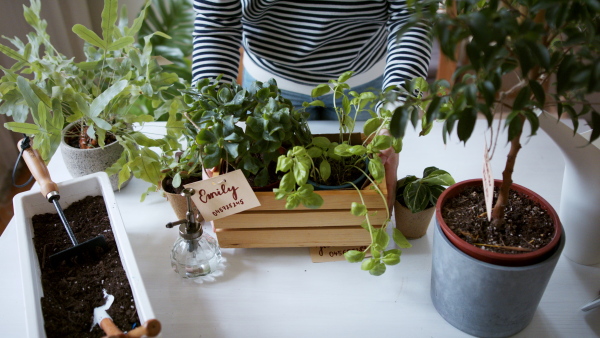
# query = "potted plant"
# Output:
<box><xmin>184</xmin><ymin>75</ymin><xmax>312</xmax><ymax>189</ymax></box>
<box><xmin>390</xmin><ymin>0</ymin><xmax>599</xmax><ymax>336</ymax></box>
<box><xmin>394</xmin><ymin>166</ymin><xmax>455</xmax><ymax>239</ymax></box>
<box><xmin>0</xmin><ymin>0</ymin><xmax>183</xmax><ymax>190</ymax></box>
<box><xmin>273</xmin><ymin>71</ymin><xmax>411</xmax><ymax>275</ymax></box>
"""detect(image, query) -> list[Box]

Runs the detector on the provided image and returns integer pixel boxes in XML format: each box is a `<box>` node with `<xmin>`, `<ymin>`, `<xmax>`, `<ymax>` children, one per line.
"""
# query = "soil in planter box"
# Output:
<box><xmin>441</xmin><ymin>185</ymin><xmax>554</xmax><ymax>254</ymax></box>
<box><xmin>31</xmin><ymin>195</ymin><xmax>140</xmax><ymax>337</ymax></box>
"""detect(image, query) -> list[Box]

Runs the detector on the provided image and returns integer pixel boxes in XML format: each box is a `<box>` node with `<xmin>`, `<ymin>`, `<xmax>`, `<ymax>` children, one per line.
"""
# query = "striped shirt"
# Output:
<box><xmin>192</xmin><ymin>0</ymin><xmax>432</xmax><ymax>92</ymax></box>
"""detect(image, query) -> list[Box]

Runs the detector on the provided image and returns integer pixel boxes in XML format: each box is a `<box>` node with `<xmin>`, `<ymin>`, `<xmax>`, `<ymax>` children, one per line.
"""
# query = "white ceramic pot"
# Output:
<box><xmin>12</xmin><ymin>172</ymin><xmax>155</xmax><ymax>338</ymax></box>
<box><xmin>60</xmin><ymin>122</ymin><xmax>131</xmax><ymax>191</ymax></box>
<box><xmin>539</xmin><ymin>112</ymin><xmax>600</xmax><ymax>265</ymax></box>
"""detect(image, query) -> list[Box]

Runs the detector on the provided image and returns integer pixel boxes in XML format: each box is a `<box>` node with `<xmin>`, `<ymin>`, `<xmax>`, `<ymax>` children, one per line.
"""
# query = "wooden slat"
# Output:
<box><xmin>215</xmin><ymin>226</ymin><xmax>373</xmax><ymax>248</ymax></box>
<box><xmin>214</xmin><ymin>208</ymin><xmax>388</xmax><ymax>229</ymax></box>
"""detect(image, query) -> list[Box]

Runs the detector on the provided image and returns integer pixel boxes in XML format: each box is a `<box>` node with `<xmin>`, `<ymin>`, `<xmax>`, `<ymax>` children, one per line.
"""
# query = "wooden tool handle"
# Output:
<box><xmin>125</xmin><ymin>319</ymin><xmax>162</xmax><ymax>337</ymax></box>
<box><xmin>100</xmin><ymin>317</ymin><xmax>126</xmax><ymax>338</ymax></box>
<box><xmin>17</xmin><ymin>139</ymin><xmax>58</xmax><ymax>199</ymax></box>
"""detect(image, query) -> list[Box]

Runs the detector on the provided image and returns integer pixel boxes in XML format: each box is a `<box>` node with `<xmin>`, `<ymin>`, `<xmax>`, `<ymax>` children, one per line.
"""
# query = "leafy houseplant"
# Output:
<box><xmin>184</xmin><ymin>76</ymin><xmax>312</xmax><ymax>188</ymax></box>
<box><xmin>274</xmin><ymin>71</ymin><xmax>410</xmax><ymax>275</ymax></box>
<box><xmin>0</xmin><ymin>0</ymin><xmax>183</xmax><ymax>189</ymax></box>
<box><xmin>394</xmin><ymin>167</ymin><xmax>455</xmax><ymax>239</ymax></box>
<box><xmin>388</xmin><ymin>0</ymin><xmax>598</xmax><ymax>335</ymax></box>
<box><xmin>395</xmin><ymin>166</ymin><xmax>455</xmax><ymax>214</ymax></box>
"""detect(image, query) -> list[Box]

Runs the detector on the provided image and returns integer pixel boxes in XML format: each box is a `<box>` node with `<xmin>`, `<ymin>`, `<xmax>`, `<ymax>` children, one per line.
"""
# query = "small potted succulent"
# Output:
<box><xmin>394</xmin><ymin>167</ymin><xmax>455</xmax><ymax>239</ymax></box>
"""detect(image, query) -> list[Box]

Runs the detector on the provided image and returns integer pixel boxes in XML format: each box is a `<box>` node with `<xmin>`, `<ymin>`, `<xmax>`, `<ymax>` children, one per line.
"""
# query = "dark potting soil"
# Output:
<box><xmin>163</xmin><ymin>175</ymin><xmax>202</xmax><ymax>194</ymax></box>
<box><xmin>31</xmin><ymin>195</ymin><xmax>140</xmax><ymax>337</ymax></box>
<box><xmin>441</xmin><ymin>185</ymin><xmax>555</xmax><ymax>254</ymax></box>
<box><xmin>312</xmin><ymin>156</ymin><xmax>366</xmax><ymax>187</ymax></box>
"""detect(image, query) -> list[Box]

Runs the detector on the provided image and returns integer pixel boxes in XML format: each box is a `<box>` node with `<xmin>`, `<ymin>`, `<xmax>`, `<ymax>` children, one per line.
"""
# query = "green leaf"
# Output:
<box><xmin>421</xmin><ymin>170</ymin><xmax>455</xmax><ymax>186</ymax></box>
<box><xmin>319</xmin><ymin>160</ymin><xmax>331</xmax><ymax>181</ymax></box>
<box><xmin>363</xmin><ymin>118</ymin><xmax>382</xmax><ymax>137</ymax></box>
<box><xmin>344</xmin><ymin>250</ymin><xmax>365</xmax><ymax>263</ymax></box>
<box><xmin>360</xmin><ymin>258</ymin><xmax>376</xmax><ymax>271</ymax></box>
<box><xmin>107</xmin><ymin>36</ymin><xmax>135</xmax><ymax>51</ymax></box>
<box><xmin>512</xmin><ymin>86</ymin><xmax>531</xmax><ymax>111</ymax></box>
<box><xmin>0</xmin><ymin>43</ymin><xmax>27</xmax><ymax>63</ymax></box>
<box><xmin>89</xmin><ymin>80</ymin><xmax>128</xmax><ymax>117</ymax></box>
<box><xmin>393</xmin><ymin>228</ymin><xmax>412</xmax><ymax>249</ymax></box>
<box><xmin>404</xmin><ymin>182</ymin><xmax>430</xmax><ymax>213</ymax></box>
<box><xmin>4</xmin><ymin>121</ymin><xmax>40</xmax><ymax>135</ymax></box>
<box><xmin>350</xmin><ymin>202</ymin><xmax>367</xmax><ymax>216</ymax></box>
<box><xmin>101</xmin><ymin>0</ymin><xmax>119</xmax><ymax>45</ymax></box>
<box><xmin>369</xmin><ymin>262</ymin><xmax>386</xmax><ymax>276</ymax></box>
<box><xmin>382</xmin><ymin>253</ymin><xmax>400</xmax><ymax>266</ymax></box>
<box><xmin>457</xmin><ymin>107</ymin><xmax>477</xmax><ymax>143</ymax></box>
<box><xmin>171</xmin><ymin>172</ymin><xmax>182</xmax><ymax>188</ymax></box>
<box><xmin>390</xmin><ymin>105</ymin><xmax>410</xmax><ymax>138</ymax></box>
<box><xmin>72</xmin><ymin>24</ymin><xmax>106</xmax><ymax>49</ymax></box>
<box><xmin>301</xmin><ymin>192</ymin><xmax>324</xmax><ymax>209</ymax></box>
<box><xmin>529</xmin><ymin>81</ymin><xmax>545</xmax><ymax>107</ymax></box>
<box><xmin>311</xmin><ymin>84</ymin><xmax>330</xmax><ymax>98</ymax></box>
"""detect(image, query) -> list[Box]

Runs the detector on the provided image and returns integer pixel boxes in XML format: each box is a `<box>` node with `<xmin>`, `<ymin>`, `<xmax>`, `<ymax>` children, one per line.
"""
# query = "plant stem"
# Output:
<box><xmin>491</xmin><ymin>114</ymin><xmax>524</xmax><ymax>224</ymax></box>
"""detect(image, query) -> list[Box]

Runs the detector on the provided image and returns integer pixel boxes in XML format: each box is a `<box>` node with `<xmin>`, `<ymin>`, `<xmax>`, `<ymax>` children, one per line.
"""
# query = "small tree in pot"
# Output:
<box><xmin>392</xmin><ymin>0</ymin><xmax>599</xmax><ymax>252</ymax></box>
<box><xmin>389</xmin><ymin>0</ymin><xmax>599</xmax><ymax>335</ymax></box>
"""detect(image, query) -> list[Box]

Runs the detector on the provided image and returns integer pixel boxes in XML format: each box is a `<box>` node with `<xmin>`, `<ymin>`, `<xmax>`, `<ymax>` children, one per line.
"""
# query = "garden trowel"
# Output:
<box><xmin>18</xmin><ymin>138</ymin><xmax>108</xmax><ymax>267</ymax></box>
<box><xmin>92</xmin><ymin>289</ymin><xmax>161</xmax><ymax>338</ymax></box>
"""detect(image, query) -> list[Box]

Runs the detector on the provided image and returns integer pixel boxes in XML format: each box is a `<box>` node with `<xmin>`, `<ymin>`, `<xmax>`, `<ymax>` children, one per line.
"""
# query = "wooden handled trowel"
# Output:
<box><xmin>18</xmin><ymin>138</ymin><xmax>108</xmax><ymax>266</ymax></box>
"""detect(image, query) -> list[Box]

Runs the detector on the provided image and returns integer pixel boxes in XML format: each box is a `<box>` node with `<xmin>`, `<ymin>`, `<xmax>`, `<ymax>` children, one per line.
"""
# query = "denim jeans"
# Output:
<box><xmin>242</xmin><ymin>69</ymin><xmax>383</xmax><ymax>121</ymax></box>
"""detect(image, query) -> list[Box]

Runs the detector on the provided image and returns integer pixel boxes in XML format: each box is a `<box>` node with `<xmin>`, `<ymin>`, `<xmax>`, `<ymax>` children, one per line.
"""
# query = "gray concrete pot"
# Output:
<box><xmin>60</xmin><ymin>122</ymin><xmax>131</xmax><ymax>191</ymax></box>
<box><xmin>431</xmin><ymin>220</ymin><xmax>565</xmax><ymax>337</ymax></box>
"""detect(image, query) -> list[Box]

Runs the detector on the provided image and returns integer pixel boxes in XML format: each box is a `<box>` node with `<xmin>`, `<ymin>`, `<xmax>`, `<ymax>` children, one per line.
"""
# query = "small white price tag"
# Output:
<box><xmin>482</xmin><ymin>143</ymin><xmax>494</xmax><ymax>221</ymax></box>
<box><xmin>184</xmin><ymin>169</ymin><xmax>261</xmax><ymax>222</ymax></box>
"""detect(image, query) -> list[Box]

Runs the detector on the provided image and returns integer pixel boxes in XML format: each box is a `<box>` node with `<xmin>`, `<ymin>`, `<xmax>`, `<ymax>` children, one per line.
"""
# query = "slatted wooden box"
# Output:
<box><xmin>212</xmin><ymin>133</ymin><xmax>389</xmax><ymax>248</ymax></box>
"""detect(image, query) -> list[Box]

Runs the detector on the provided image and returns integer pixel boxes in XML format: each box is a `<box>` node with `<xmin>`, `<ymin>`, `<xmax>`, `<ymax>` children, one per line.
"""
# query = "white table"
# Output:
<box><xmin>1</xmin><ymin>120</ymin><xmax>599</xmax><ymax>337</ymax></box>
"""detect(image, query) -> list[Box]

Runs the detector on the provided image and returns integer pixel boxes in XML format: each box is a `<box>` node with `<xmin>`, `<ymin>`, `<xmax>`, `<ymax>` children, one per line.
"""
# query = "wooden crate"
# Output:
<box><xmin>213</xmin><ymin>176</ymin><xmax>388</xmax><ymax>248</ymax></box>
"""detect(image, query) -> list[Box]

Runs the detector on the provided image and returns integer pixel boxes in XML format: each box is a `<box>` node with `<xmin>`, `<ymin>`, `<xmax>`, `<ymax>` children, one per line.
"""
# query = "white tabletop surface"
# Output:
<box><xmin>1</xmin><ymin>120</ymin><xmax>599</xmax><ymax>337</ymax></box>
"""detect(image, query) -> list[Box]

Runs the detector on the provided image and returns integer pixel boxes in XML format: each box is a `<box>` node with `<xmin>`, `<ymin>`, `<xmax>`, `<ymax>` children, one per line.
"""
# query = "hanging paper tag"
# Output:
<box><xmin>482</xmin><ymin>143</ymin><xmax>494</xmax><ymax>222</ymax></box>
<box><xmin>184</xmin><ymin>169</ymin><xmax>261</xmax><ymax>222</ymax></box>
<box><xmin>309</xmin><ymin>246</ymin><xmax>371</xmax><ymax>263</ymax></box>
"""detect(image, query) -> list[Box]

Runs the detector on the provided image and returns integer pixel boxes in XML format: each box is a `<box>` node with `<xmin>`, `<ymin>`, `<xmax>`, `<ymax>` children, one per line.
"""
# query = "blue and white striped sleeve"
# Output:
<box><xmin>192</xmin><ymin>0</ymin><xmax>243</xmax><ymax>86</ymax></box>
<box><xmin>384</xmin><ymin>0</ymin><xmax>432</xmax><ymax>93</ymax></box>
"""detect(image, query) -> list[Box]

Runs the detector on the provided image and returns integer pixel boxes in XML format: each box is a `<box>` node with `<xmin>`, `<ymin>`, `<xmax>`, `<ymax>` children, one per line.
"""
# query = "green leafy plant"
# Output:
<box><xmin>0</xmin><ymin>0</ymin><xmax>186</xmax><ymax>189</ymax></box>
<box><xmin>274</xmin><ymin>71</ymin><xmax>402</xmax><ymax>209</ymax></box>
<box><xmin>392</xmin><ymin>0</ymin><xmax>600</xmax><ymax>225</ymax></box>
<box><xmin>274</xmin><ymin>71</ymin><xmax>410</xmax><ymax>275</ymax></box>
<box><xmin>183</xmin><ymin>76</ymin><xmax>312</xmax><ymax>188</ymax></box>
<box><xmin>138</xmin><ymin>0</ymin><xmax>194</xmax><ymax>83</ymax></box>
<box><xmin>396</xmin><ymin>167</ymin><xmax>455</xmax><ymax>213</ymax></box>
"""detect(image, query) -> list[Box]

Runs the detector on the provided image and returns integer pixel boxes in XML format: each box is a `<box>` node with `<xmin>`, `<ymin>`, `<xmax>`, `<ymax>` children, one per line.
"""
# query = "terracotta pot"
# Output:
<box><xmin>435</xmin><ymin>179</ymin><xmax>563</xmax><ymax>266</ymax></box>
<box><xmin>60</xmin><ymin>122</ymin><xmax>131</xmax><ymax>191</ymax></box>
<box><xmin>394</xmin><ymin>201</ymin><xmax>435</xmax><ymax>239</ymax></box>
<box><xmin>161</xmin><ymin>178</ymin><xmax>203</xmax><ymax>222</ymax></box>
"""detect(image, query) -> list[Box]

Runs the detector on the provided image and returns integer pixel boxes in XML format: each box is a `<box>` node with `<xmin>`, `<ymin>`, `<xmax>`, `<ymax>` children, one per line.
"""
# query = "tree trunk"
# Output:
<box><xmin>491</xmin><ymin>116</ymin><xmax>524</xmax><ymax>225</ymax></box>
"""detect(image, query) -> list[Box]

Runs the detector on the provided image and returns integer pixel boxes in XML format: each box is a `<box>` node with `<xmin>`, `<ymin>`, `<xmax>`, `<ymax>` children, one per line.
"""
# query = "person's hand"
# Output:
<box><xmin>377</xmin><ymin>129</ymin><xmax>399</xmax><ymax>217</ymax></box>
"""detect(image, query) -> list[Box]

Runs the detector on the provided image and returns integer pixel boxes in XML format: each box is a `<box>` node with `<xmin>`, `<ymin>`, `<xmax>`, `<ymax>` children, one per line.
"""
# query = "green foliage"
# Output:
<box><xmin>184</xmin><ymin>76</ymin><xmax>312</xmax><ymax>188</ymax></box>
<box><xmin>138</xmin><ymin>0</ymin><xmax>194</xmax><ymax>83</ymax></box>
<box><xmin>275</xmin><ymin>72</ymin><xmax>400</xmax><ymax>209</ymax></box>
<box><xmin>275</xmin><ymin>72</ymin><xmax>409</xmax><ymax>275</ymax></box>
<box><xmin>0</xmin><ymin>0</ymin><xmax>187</xmax><ymax>190</ymax></box>
<box><xmin>394</xmin><ymin>0</ymin><xmax>600</xmax><ymax>145</ymax></box>
<box><xmin>396</xmin><ymin>166</ymin><xmax>455</xmax><ymax>213</ymax></box>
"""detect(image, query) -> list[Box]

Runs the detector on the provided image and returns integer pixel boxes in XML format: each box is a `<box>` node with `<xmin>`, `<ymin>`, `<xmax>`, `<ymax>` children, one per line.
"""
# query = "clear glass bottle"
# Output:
<box><xmin>167</xmin><ymin>188</ymin><xmax>222</xmax><ymax>279</ymax></box>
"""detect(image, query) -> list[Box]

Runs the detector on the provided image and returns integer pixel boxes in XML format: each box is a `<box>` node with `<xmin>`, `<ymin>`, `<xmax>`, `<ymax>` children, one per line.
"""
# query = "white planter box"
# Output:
<box><xmin>13</xmin><ymin>172</ymin><xmax>155</xmax><ymax>338</ymax></box>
